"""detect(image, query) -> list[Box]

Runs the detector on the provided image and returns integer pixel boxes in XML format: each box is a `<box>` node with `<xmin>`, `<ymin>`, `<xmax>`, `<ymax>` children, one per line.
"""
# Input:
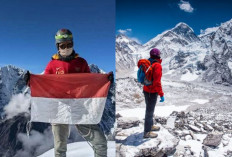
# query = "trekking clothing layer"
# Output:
<box><xmin>44</xmin><ymin>53</ymin><xmax>90</xmax><ymax>74</ymax></box>
<box><xmin>143</xmin><ymin>91</ymin><xmax>158</xmax><ymax>133</ymax></box>
<box><xmin>143</xmin><ymin>58</ymin><xmax>164</xmax><ymax>97</ymax></box>
<box><xmin>52</xmin><ymin>124</ymin><xmax>107</xmax><ymax>157</ymax></box>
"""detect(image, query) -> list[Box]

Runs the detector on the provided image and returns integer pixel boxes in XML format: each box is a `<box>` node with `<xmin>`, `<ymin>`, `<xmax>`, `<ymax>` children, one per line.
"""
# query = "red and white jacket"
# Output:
<box><xmin>44</xmin><ymin>53</ymin><xmax>90</xmax><ymax>74</ymax></box>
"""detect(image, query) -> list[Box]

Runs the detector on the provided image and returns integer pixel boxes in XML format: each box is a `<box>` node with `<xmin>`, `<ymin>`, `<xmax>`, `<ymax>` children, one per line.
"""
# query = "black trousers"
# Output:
<box><xmin>143</xmin><ymin>91</ymin><xmax>158</xmax><ymax>133</ymax></box>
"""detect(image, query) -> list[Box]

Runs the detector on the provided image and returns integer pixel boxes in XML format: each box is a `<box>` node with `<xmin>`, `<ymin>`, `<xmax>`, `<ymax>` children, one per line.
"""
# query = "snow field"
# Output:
<box><xmin>39</xmin><ymin>141</ymin><xmax>115</xmax><ymax>157</ymax></box>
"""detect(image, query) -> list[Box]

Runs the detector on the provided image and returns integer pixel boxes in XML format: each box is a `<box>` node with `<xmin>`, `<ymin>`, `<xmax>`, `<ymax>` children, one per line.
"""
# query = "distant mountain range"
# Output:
<box><xmin>116</xmin><ymin>19</ymin><xmax>232</xmax><ymax>85</ymax></box>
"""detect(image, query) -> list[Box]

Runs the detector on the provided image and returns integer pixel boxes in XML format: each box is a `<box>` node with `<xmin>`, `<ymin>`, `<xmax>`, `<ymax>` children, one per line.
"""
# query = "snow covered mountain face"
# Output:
<box><xmin>116</xmin><ymin>19</ymin><xmax>232</xmax><ymax>85</ymax></box>
<box><xmin>200</xmin><ymin>19</ymin><xmax>232</xmax><ymax>85</ymax></box>
<box><xmin>0</xmin><ymin>65</ymin><xmax>50</xmax><ymax>157</ymax></box>
<box><xmin>0</xmin><ymin>64</ymin><xmax>115</xmax><ymax>157</ymax></box>
<box><xmin>0</xmin><ymin>65</ymin><xmax>25</xmax><ymax>117</ymax></box>
<box><xmin>89</xmin><ymin>64</ymin><xmax>116</xmax><ymax>137</ymax></box>
<box><xmin>141</xmin><ymin>22</ymin><xmax>209</xmax><ymax>79</ymax></box>
<box><xmin>116</xmin><ymin>34</ymin><xmax>142</xmax><ymax>77</ymax></box>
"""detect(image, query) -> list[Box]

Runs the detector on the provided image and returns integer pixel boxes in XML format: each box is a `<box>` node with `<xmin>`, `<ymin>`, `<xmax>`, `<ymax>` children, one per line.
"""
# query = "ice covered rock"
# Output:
<box><xmin>188</xmin><ymin>125</ymin><xmax>201</xmax><ymax>132</ymax></box>
<box><xmin>203</xmin><ymin>124</ymin><xmax>214</xmax><ymax>132</ymax></box>
<box><xmin>155</xmin><ymin>116</ymin><xmax>167</xmax><ymax>125</ymax></box>
<box><xmin>117</xmin><ymin>117</ymin><xmax>140</xmax><ymax>129</ymax></box>
<box><xmin>185</xmin><ymin>135</ymin><xmax>192</xmax><ymax>140</ymax></box>
<box><xmin>194</xmin><ymin>122</ymin><xmax>204</xmax><ymax>129</ymax></box>
<box><xmin>116</xmin><ymin>113</ymin><xmax>122</xmax><ymax>119</ymax></box>
<box><xmin>116</xmin><ymin>125</ymin><xmax>179</xmax><ymax>157</ymax></box>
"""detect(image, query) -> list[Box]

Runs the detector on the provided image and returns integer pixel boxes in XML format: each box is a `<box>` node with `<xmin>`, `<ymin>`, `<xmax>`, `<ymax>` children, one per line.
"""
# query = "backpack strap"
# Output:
<box><xmin>149</xmin><ymin>58</ymin><xmax>157</xmax><ymax>64</ymax></box>
<box><xmin>145</xmin><ymin>65</ymin><xmax>152</xmax><ymax>73</ymax></box>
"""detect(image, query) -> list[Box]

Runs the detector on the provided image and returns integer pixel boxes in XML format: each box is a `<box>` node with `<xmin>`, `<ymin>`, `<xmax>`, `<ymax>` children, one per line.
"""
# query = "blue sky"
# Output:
<box><xmin>0</xmin><ymin>0</ymin><xmax>115</xmax><ymax>74</ymax></box>
<box><xmin>116</xmin><ymin>0</ymin><xmax>232</xmax><ymax>44</ymax></box>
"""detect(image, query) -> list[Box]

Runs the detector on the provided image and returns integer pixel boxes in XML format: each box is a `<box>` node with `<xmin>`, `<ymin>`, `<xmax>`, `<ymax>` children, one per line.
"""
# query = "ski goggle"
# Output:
<box><xmin>55</xmin><ymin>34</ymin><xmax>73</xmax><ymax>40</ymax></box>
<box><xmin>59</xmin><ymin>43</ymin><xmax>73</xmax><ymax>49</ymax></box>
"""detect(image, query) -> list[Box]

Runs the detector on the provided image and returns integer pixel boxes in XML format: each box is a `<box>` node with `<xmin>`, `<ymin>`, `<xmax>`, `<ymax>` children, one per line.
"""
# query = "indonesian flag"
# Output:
<box><xmin>29</xmin><ymin>73</ymin><xmax>111</xmax><ymax>124</ymax></box>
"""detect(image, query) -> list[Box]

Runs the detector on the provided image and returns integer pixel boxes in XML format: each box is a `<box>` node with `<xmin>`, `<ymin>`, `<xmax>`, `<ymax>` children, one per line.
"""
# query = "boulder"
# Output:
<box><xmin>117</xmin><ymin>125</ymin><xmax>179</xmax><ymax>157</ymax></box>
<box><xmin>116</xmin><ymin>113</ymin><xmax>122</xmax><ymax>119</ymax></box>
<box><xmin>188</xmin><ymin>125</ymin><xmax>201</xmax><ymax>132</ymax></box>
<box><xmin>155</xmin><ymin>116</ymin><xmax>167</xmax><ymax>125</ymax></box>
<box><xmin>117</xmin><ymin>117</ymin><xmax>140</xmax><ymax>129</ymax></box>
<box><xmin>185</xmin><ymin>135</ymin><xmax>192</xmax><ymax>140</ymax></box>
<box><xmin>194</xmin><ymin>122</ymin><xmax>204</xmax><ymax>128</ymax></box>
<box><xmin>203</xmin><ymin>124</ymin><xmax>214</xmax><ymax>132</ymax></box>
<box><xmin>203</xmin><ymin>133</ymin><xmax>223</xmax><ymax>147</ymax></box>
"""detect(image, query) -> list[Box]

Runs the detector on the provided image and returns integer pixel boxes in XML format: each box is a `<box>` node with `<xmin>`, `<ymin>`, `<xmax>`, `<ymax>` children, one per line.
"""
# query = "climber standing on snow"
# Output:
<box><xmin>44</xmin><ymin>29</ymin><xmax>109</xmax><ymax>157</ymax></box>
<box><xmin>142</xmin><ymin>48</ymin><xmax>164</xmax><ymax>138</ymax></box>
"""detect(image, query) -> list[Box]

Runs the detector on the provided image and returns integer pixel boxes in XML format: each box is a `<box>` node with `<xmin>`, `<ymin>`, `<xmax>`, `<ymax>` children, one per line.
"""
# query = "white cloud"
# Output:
<box><xmin>117</xmin><ymin>29</ymin><xmax>142</xmax><ymax>44</ymax></box>
<box><xmin>199</xmin><ymin>26</ymin><xmax>219</xmax><ymax>37</ymax></box>
<box><xmin>178</xmin><ymin>0</ymin><xmax>194</xmax><ymax>13</ymax></box>
<box><xmin>131</xmin><ymin>37</ymin><xmax>141</xmax><ymax>44</ymax></box>
<box><xmin>15</xmin><ymin>125</ymin><xmax>84</xmax><ymax>156</ymax></box>
<box><xmin>117</xmin><ymin>28</ymin><xmax>132</xmax><ymax>34</ymax></box>
<box><xmin>15</xmin><ymin>127</ymin><xmax>54</xmax><ymax>156</ymax></box>
<box><xmin>4</xmin><ymin>93</ymin><xmax>31</xmax><ymax>119</ymax></box>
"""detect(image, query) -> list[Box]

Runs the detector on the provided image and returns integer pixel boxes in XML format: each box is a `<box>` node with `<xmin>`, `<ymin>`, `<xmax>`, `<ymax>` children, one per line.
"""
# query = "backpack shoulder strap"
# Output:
<box><xmin>149</xmin><ymin>59</ymin><xmax>158</xmax><ymax>66</ymax></box>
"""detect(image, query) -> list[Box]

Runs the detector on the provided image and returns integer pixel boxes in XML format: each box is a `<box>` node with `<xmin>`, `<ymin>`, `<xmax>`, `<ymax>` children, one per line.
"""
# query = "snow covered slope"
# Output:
<box><xmin>200</xmin><ymin>19</ymin><xmax>232</xmax><ymax>85</ymax></box>
<box><xmin>38</xmin><ymin>141</ymin><xmax>115</xmax><ymax>157</ymax></box>
<box><xmin>116</xmin><ymin>34</ymin><xmax>142</xmax><ymax>76</ymax></box>
<box><xmin>0</xmin><ymin>65</ymin><xmax>25</xmax><ymax>116</ymax></box>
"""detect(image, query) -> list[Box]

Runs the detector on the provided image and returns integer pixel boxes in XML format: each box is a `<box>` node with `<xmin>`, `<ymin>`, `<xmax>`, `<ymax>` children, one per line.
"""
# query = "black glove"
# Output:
<box><xmin>108</xmin><ymin>71</ymin><xmax>114</xmax><ymax>83</ymax></box>
<box><xmin>24</xmin><ymin>71</ymin><xmax>30</xmax><ymax>85</ymax></box>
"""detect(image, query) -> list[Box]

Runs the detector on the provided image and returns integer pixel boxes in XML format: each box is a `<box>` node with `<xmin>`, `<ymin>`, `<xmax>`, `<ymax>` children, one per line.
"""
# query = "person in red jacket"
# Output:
<box><xmin>45</xmin><ymin>29</ymin><xmax>107</xmax><ymax>157</ymax></box>
<box><xmin>143</xmin><ymin>48</ymin><xmax>164</xmax><ymax>138</ymax></box>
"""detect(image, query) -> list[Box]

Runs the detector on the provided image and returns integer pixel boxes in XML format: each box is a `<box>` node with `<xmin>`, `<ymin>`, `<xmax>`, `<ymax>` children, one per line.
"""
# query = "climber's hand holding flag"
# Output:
<box><xmin>29</xmin><ymin>73</ymin><xmax>111</xmax><ymax>124</ymax></box>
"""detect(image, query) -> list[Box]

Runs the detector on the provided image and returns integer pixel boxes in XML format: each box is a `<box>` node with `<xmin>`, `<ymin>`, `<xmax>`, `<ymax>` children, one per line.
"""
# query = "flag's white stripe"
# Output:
<box><xmin>31</xmin><ymin>97</ymin><xmax>106</xmax><ymax>124</ymax></box>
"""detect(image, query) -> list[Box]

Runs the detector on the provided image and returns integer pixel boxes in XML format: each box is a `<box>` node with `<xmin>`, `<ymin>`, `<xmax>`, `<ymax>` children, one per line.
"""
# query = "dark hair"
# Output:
<box><xmin>150</xmin><ymin>55</ymin><xmax>161</xmax><ymax>59</ymax></box>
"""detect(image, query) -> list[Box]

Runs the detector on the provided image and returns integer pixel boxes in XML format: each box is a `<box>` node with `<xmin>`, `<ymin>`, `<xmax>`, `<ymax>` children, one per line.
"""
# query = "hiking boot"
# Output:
<box><xmin>143</xmin><ymin>132</ymin><xmax>158</xmax><ymax>138</ymax></box>
<box><xmin>151</xmin><ymin>125</ymin><xmax>160</xmax><ymax>131</ymax></box>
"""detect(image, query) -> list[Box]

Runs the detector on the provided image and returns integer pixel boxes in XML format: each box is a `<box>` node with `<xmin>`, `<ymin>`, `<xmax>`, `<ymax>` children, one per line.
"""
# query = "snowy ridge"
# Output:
<box><xmin>39</xmin><ymin>141</ymin><xmax>115</xmax><ymax>157</ymax></box>
<box><xmin>0</xmin><ymin>65</ymin><xmax>25</xmax><ymax>115</ymax></box>
<box><xmin>199</xmin><ymin>26</ymin><xmax>219</xmax><ymax>37</ymax></box>
<box><xmin>171</xmin><ymin>22</ymin><xmax>200</xmax><ymax>43</ymax></box>
<box><xmin>201</xmin><ymin>18</ymin><xmax>232</xmax><ymax>85</ymax></box>
<box><xmin>143</xmin><ymin>29</ymin><xmax>169</xmax><ymax>48</ymax></box>
<box><xmin>116</xmin><ymin>34</ymin><xmax>142</xmax><ymax>73</ymax></box>
<box><xmin>116</xmin><ymin>19</ymin><xmax>232</xmax><ymax>85</ymax></box>
<box><xmin>173</xmin><ymin>22</ymin><xmax>194</xmax><ymax>32</ymax></box>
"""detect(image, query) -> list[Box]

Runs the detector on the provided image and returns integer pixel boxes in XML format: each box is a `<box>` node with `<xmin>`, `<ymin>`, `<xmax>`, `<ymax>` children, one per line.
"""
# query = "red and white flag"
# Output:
<box><xmin>29</xmin><ymin>73</ymin><xmax>111</xmax><ymax>124</ymax></box>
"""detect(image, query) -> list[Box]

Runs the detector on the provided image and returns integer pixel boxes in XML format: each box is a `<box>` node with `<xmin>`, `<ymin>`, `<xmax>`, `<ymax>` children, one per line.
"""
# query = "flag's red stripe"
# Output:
<box><xmin>30</xmin><ymin>73</ymin><xmax>110</xmax><ymax>98</ymax></box>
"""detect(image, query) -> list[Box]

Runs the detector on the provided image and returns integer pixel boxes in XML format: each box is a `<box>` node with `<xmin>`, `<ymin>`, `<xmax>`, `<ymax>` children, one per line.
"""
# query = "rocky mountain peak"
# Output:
<box><xmin>0</xmin><ymin>65</ymin><xmax>26</xmax><ymax>111</ymax></box>
<box><xmin>89</xmin><ymin>64</ymin><xmax>105</xmax><ymax>73</ymax></box>
<box><xmin>144</xmin><ymin>22</ymin><xmax>200</xmax><ymax>52</ymax></box>
<box><xmin>171</xmin><ymin>22</ymin><xmax>200</xmax><ymax>42</ymax></box>
<box><xmin>116</xmin><ymin>33</ymin><xmax>130</xmax><ymax>42</ymax></box>
<box><xmin>116</xmin><ymin>33</ymin><xmax>141</xmax><ymax>47</ymax></box>
<box><xmin>173</xmin><ymin>22</ymin><xmax>193</xmax><ymax>31</ymax></box>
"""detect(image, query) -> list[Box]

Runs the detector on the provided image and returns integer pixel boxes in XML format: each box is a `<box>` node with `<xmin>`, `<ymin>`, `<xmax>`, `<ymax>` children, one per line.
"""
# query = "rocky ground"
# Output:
<box><xmin>116</xmin><ymin>76</ymin><xmax>232</xmax><ymax>157</ymax></box>
<box><xmin>116</xmin><ymin>110</ymin><xmax>232</xmax><ymax>157</ymax></box>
